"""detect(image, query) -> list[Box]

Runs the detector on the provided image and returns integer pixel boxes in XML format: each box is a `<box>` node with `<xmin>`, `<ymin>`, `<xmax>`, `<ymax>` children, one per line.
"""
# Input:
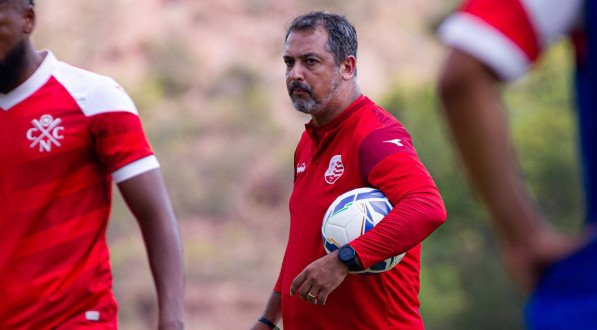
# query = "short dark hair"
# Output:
<box><xmin>285</xmin><ymin>11</ymin><xmax>358</xmax><ymax>67</ymax></box>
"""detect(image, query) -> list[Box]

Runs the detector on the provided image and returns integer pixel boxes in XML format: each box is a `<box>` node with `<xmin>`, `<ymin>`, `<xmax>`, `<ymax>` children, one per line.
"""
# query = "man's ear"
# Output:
<box><xmin>22</xmin><ymin>5</ymin><xmax>35</xmax><ymax>35</ymax></box>
<box><xmin>340</xmin><ymin>55</ymin><xmax>357</xmax><ymax>80</ymax></box>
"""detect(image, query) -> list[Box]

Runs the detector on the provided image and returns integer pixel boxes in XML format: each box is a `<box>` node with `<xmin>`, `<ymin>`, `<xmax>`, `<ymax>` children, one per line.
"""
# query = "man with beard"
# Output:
<box><xmin>251</xmin><ymin>11</ymin><xmax>446</xmax><ymax>330</ymax></box>
<box><xmin>0</xmin><ymin>1</ymin><xmax>183</xmax><ymax>329</ymax></box>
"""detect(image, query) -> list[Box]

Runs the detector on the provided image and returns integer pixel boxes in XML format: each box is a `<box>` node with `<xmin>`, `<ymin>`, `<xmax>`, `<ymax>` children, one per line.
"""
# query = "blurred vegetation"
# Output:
<box><xmin>380</xmin><ymin>41</ymin><xmax>581</xmax><ymax>329</ymax></box>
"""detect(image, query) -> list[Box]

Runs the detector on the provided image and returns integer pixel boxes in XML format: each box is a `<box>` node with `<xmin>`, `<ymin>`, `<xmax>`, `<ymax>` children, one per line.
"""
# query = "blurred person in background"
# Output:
<box><xmin>0</xmin><ymin>0</ymin><xmax>184</xmax><ymax>328</ymax></box>
<box><xmin>437</xmin><ymin>0</ymin><xmax>597</xmax><ymax>328</ymax></box>
<box><xmin>251</xmin><ymin>11</ymin><xmax>446</xmax><ymax>330</ymax></box>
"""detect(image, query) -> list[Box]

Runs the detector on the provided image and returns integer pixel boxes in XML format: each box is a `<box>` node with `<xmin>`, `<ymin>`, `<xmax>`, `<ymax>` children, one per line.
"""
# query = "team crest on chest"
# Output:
<box><xmin>296</xmin><ymin>162</ymin><xmax>307</xmax><ymax>174</ymax></box>
<box><xmin>26</xmin><ymin>114</ymin><xmax>65</xmax><ymax>152</ymax></box>
<box><xmin>325</xmin><ymin>155</ymin><xmax>344</xmax><ymax>184</ymax></box>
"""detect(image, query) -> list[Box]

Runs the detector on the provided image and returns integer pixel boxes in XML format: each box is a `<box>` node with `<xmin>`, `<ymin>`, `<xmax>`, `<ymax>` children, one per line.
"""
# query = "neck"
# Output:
<box><xmin>0</xmin><ymin>43</ymin><xmax>43</xmax><ymax>94</ymax></box>
<box><xmin>311</xmin><ymin>84</ymin><xmax>361</xmax><ymax>126</ymax></box>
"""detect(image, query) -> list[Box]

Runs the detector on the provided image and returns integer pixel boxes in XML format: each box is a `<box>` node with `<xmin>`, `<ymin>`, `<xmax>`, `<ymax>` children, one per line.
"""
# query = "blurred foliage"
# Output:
<box><xmin>379</xmin><ymin>41</ymin><xmax>581</xmax><ymax>329</ymax></box>
<box><xmin>145</xmin><ymin>38</ymin><xmax>199</xmax><ymax>96</ymax></box>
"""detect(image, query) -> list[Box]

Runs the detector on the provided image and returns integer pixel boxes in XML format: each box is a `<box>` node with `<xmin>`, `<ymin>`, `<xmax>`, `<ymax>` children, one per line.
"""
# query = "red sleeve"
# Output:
<box><xmin>89</xmin><ymin>112</ymin><xmax>154</xmax><ymax>173</ymax></box>
<box><xmin>274</xmin><ymin>156</ymin><xmax>297</xmax><ymax>293</ymax></box>
<box><xmin>273</xmin><ymin>249</ymin><xmax>286</xmax><ymax>293</ymax></box>
<box><xmin>350</xmin><ymin>127</ymin><xmax>447</xmax><ymax>269</ymax></box>
<box><xmin>459</xmin><ymin>0</ymin><xmax>539</xmax><ymax>60</ymax></box>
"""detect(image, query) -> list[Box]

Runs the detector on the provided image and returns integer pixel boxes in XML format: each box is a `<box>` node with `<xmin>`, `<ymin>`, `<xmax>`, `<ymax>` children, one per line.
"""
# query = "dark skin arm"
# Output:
<box><xmin>437</xmin><ymin>49</ymin><xmax>583</xmax><ymax>292</ymax></box>
<box><xmin>249</xmin><ymin>291</ymin><xmax>282</xmax><ymax>330</ymax></box>
<box><xmin>118</xmin><ymin>168</ymin><xmax>184</xmax><ymax>329</ymax></box>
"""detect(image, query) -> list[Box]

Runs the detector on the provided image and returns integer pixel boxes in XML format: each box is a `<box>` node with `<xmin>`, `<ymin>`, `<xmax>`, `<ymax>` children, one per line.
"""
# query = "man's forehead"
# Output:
<box><xmin>286</xmin><ymin>26</ymin><xmax>328</xmax><ymax>43</ymax></box>
<box><xmin>284</xmin><ymin>27</ymin><xmax>329</xmax><ymax>56</ymax></box>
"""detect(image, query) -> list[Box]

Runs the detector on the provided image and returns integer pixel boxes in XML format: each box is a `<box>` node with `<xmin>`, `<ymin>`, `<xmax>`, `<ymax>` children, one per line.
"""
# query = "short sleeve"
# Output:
<box><xmin>84</xmin><ymin>81</ymin><xmax>158</xmax><ymax>183</ymax></box>
<box><xmin>89</xmin><ymin>112</ymin><xmax>158</xmax><ymax>183</ymax></box>
<box><xmin>437</xmin><ymin>0</ymin><xmax>582</xmax><ymax>81</ymax></box>
<box><xmin>81</xmin><ymin>77</ymin><xmax>138</xmax><ymax>116</ymax></box>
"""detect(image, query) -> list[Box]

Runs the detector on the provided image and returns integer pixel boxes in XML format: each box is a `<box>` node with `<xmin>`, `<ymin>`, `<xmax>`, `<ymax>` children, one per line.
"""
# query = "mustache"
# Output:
<box><xmin>288</xmin><ymin>81</ymin><xmax>313</xmax><ymax>97</ymax></box>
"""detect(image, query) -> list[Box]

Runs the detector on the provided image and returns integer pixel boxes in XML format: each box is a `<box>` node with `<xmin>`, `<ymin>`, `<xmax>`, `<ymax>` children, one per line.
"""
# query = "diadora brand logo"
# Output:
<box><xmin>296</xmin><ymin>162</ymin><xmax>307</xmax><ymax>174</ymax></box>
<box><xmin>325</xmin><ymin>155</ymin><xmax>344</xmax><ymax>184</ymax></box>
<box><xmin>383</xmin><ymin>138</ymin><xmax>403</xmax><ymax>147</ymax></box>
<box><xmin>26</xmin><ymin>114</ymin><xmax>64</xmax><ymax>152</ymax></box>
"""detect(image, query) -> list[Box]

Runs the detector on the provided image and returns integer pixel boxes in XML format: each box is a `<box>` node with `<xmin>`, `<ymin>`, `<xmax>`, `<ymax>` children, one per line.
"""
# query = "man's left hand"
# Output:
<box><xmin>289</xmin><ymin>251</ymin><xmax>349</xmax><ymax>305</ymax></box>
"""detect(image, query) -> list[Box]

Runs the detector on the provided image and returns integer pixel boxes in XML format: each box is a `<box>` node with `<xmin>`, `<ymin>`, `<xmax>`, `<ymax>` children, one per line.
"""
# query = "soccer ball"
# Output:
<box><xmin>322</xmin><ymin>187</ymin><xmax>405</xmax><ymax>274</ymax></box>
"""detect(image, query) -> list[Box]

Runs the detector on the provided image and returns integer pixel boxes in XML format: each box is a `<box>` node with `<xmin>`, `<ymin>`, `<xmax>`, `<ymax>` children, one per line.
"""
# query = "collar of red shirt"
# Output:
<box><xmin>304</xmin><ymin>94</ymin><xmax>370</xmax><ymax>144</ymax></box>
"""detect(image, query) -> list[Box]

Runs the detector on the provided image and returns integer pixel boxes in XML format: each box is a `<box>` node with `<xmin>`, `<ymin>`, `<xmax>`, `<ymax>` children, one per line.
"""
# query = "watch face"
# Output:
<box><xmin>339</xmin><ymin>246</ymin><xmax>355</xmax><ymax>261</ymax></box>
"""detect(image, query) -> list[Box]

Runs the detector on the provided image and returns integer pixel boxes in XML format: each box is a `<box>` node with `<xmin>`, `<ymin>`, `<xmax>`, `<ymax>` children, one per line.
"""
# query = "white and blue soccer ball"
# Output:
<box><xmin>322</xmin><ymin>187</ymin><xmax>405</xmax><ymax>274</ymax></box>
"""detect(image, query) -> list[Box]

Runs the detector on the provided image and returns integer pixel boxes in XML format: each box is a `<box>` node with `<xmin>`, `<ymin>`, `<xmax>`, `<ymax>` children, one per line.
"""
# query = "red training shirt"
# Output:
<box><xmin>275</xmin><ymin>95</ymin><xmax>447</xmax><ymax>329</ymax></box>
<box><xmin>0</xmin><ymin>51</ymin><xmax>158</xmax><ymax>329</ymax></box>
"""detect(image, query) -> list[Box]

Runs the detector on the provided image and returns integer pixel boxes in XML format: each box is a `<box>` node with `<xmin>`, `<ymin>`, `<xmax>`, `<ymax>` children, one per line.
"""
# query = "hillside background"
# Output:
<box><xmin>33</xmin><ymin>0</ymin><xmax>582</xmax><ymax>329</ymax></box>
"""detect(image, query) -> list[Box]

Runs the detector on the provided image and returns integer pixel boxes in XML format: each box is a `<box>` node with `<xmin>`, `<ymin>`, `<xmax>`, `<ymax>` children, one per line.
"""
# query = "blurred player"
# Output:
<box><xmin>0</xmin><ymin>0</ymin><xmax>184</xmax><ymax>328</ymax></box>
<box><xmin>437</xmin><ymin>0</ymin><xmax>597</xmax><ymax>328</ymax></box>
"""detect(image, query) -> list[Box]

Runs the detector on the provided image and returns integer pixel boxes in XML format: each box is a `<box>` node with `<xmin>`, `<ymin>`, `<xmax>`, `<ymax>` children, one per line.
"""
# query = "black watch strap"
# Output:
<box><xmin>338</xmin><ymin>244</ymin><xmax>363</xmax><ymax>271</ymax></box>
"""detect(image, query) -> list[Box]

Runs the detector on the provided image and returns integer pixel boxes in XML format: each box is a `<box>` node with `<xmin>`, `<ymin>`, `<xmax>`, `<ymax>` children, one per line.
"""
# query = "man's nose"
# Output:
<box><xmin>287</xmin><ymin>63</ymin><xmax>305</xmax><ymax>81</ymax></box>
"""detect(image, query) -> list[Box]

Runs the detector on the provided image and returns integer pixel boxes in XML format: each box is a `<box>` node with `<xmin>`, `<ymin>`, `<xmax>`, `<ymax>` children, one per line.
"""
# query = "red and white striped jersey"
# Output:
<box><xmin>0</xmin><ymin>51</ymin><xmax>158</xmax><ymax>329</ymax></box>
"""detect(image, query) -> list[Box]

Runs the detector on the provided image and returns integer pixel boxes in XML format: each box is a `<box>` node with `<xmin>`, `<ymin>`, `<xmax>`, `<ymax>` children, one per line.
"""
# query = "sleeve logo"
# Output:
<box><xmin>325</xmin><ymin>154</ymin><xmax>345</xmax><ymax>184</ymax></box>
<box><xmin>26</xmin><ymin>114</ymin><xmax>65</xmax><ymax>152</ymax></box>
<box><xmin>383</xmin><ymin>138</ymin><xmax>403</xmax><ymax>147</ymax></box>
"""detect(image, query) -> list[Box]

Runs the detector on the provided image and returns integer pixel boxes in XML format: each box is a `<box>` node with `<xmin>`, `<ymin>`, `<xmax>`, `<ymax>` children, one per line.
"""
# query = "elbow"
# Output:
<box><xmin>421</xmin><ymin>194</ymin><xmax>447</xmax><ymax>232</ymax></box>
<box><xmin>430</xmin><ymin>205</ymin><xmax>447</xmax><ymax>230</ymax></box>
<box><xmin>406</xmin><ymin>193</ymin><xmax>447</xmax><ymax>232</ymax></box>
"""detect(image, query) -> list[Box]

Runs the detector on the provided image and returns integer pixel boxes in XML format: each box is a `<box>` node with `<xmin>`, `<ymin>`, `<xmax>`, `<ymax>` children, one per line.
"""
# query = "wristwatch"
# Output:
<box><xmin>337</xmin><ymin>244</ymin><xmax>363</xmax><ymax>272</ymax></box>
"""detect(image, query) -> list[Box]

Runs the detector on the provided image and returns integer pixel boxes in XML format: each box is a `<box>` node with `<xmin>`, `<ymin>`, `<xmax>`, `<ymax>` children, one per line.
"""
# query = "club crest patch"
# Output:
<box><xmin>26</xmin><ymin>114</ymin><xmax>64</xmax><ymax>152</ymax></box>
<box><xmin>325</xmin><ymin>155</ymin><xmax>344</xmax><ymax>184</ymax></box>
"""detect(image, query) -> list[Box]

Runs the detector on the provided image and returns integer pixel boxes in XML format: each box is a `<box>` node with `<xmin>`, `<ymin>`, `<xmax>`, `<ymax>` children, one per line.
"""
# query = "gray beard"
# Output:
<box><xmin>291</xmin><ymin>73</ymin><xmax>342</xmax><ymax>115</ymax></box>
<box><xmin>292</xmin><ymin>97</ymin><xmax>318</xmax><ymax>114</ymax></box>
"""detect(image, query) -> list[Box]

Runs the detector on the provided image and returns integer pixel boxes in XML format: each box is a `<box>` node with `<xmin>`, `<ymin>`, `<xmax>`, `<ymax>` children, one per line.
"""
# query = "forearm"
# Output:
<box><xmin>251</xmin><ymin>291</ymin><xmax>281</xmax><ymax>330</ymax></box>
<box><xmin>260</xmin><ymin>291</ymin><xmax>282</xmax><ymax>323</ymax></box>
<box><xmin>118</xmin><ymin>169</ymin><xmax>184</xmax><ymax>328</ymax></box>
<box><xmin>352</xmin><ymin>151</ymin><xmax>446</xmax><ymax>267</ymax></box>
<box><xmin>438</xmin><ymin>50</ymin><xmax>545</xmax><ymax>244</ymax></box>
<box><xmin>351</xmin><ymin>191</ymin><xmax>446</xmax><ymax>268</ymax></box>
<box><xmin>250</xmin><ymin>291</ymin><xmax>284</xmax><ymax>329</ymax></box>
<box><xmin>140</xmin><ymin>212</ymin><xmax>184</xmax><ymax>329</ymax></box>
